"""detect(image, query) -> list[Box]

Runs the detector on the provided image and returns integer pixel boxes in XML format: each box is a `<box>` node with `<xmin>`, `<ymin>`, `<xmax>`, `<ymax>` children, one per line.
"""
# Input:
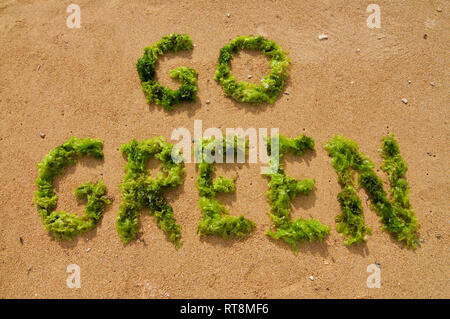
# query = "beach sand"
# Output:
<box><xmin>0</xmin><ymin>0</ymin><xmax>448</xmax><ymax>298</ymax></box>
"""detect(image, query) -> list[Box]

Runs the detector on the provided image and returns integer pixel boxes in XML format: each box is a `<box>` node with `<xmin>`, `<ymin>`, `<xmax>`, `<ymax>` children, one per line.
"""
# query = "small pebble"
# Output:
<box><xmin>318</xmin><ymin>34</ymin><xmax>328</xmax><ymax>40</ymax></box>
<box><xmin>309</xmin><ymin>275</ymin><xmax>314</xmax><ymax>281</ymax></box>
<box><xmin>430</xmin><ymin>82</ymin><xmax>435</xmax><ymax>87</ymax></box>
<box><xmin>193</xmin><ymin>44</ymin><xmax>197</xmax><ymax>47</ymax></box>
<box><xmin>324</xmin><ymin>261</ymin><xmax>329</xmax><ymax>265</ymax></box>
<box><xmin>351</xmin><ymin>81</ymin><xmax>355</xmax><ymax>85</ymax></box>
<box><xmin>36</xmin><ymin>64</ymin><xmax>41</xmax><ymax>71</ymax></box>
<box><xmin>39</xmin><ymin>132</ymin><xmax>45</xmax><ymax>138</ymax></box>
<box><xmin>408</xmin><ymin>80</ymin><xmax>412</xmax><ymax>84</ymax></box>
<box><xmin>424</xmin><ymin>34</ymin><xmax>428</xmax><ymax>39</ymax></box>
<box><xmin>284</xmin><ymin>91</ymin><xmax>290</xmax><ymax>95</ymax></box>
<box><xmin>436</xmin><ymin>234</ymin><xmax>441</xmax><ymax>239</ymax></box>
<box><xmin>420</xmin><ymin>238</ymin><xmax>425</xmax><ymax>243</ymax></box>
<box><xmin>86</xmin><ymin>247</ymin><xmax>91</xmax><ymax>252</ymax></box>
<box><xmin>401</xmin><ymin>98</ymin><xmax>408</xmax><ymax>104</ymax></box>
<box><xmin>227</xmin><ymin>13</ymin><xmax>231</xmax><ymax>18</ymax></box>
<box><xmin>437</xmin><ymin>8</ymin><xmax>442</xmax><ymax>12</ymax></box>
<box><xmin>27</xmin><ymin>266</ymin><xmax>32</xmax><ymax>273</ymax></box>
<box><xmin>205</xmin><ymin>100</ymin><xmax>210</xmax><ymax>104</ymax></box>
<box><xmin>356</xmin><ymin>48</ymin><xmax>361</xmax><ymax>53</ymax></box>
<box><xmin>247</xmin><ymin>75</ymin><xmax>252</xmax><ymax>79</ymax></box>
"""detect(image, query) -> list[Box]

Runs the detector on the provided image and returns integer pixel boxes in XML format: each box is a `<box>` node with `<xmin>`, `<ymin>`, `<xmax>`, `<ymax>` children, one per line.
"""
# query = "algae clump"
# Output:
<box><xmin>215</xmin><ymin>35</ymin><xmax>290</xmax><ymax>105</ymax></box>
<box><xmin>263</xmin><ymin>134</ymin><xmax>330</xmax><ymax>253</ymax></box>
<box><xmin>196</xmin><ymin>137</ymin><xmax>255</xmax><ymax>238</ymax></box>
<box><xmin>33</xmin><ymin>137</ymin><xmax>110</xmax><ymax>240</ymax></box>
<box><xmin>324</xmin><ymin>134</ymin><xmax>419</xmax><ymax>248</ymax></box>
<box><xmin>117</xmin><ymin>137</ymin><xmax>185</xmax><ymax>248</ymax></box>
<box><xmin>137</xmin><ymin>34</ymin><xmax>198</xmax><ymax>111</ymax></box>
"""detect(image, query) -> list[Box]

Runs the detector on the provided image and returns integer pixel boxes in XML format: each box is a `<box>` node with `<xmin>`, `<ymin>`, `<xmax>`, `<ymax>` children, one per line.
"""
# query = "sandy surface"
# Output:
<box><xmin>0</xmin><ymin>0</ymin><xmax>449</xmax><ymax>298</ymax></box>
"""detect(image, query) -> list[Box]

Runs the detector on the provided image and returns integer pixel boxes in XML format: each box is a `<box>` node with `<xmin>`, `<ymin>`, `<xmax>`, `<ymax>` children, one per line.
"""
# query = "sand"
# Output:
<box><xmin>0</xmin><ymin>0</ymin><xmax>448</xmax><ymax>298</ymax></box>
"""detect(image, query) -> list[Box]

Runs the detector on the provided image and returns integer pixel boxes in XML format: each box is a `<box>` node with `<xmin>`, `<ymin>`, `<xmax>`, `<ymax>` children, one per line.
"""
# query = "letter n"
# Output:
<box><xmin>325</xmin><ymin>135</ymin><xmax>419</xmax><ymax>248</ymax></box>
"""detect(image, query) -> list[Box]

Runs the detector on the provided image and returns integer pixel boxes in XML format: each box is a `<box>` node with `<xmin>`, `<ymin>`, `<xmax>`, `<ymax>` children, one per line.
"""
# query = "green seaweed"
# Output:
<box><xmin>215</xmin><ymin>35</ymin><xmax>290</xmax><ymax>104</ymax></box>
<box><xmin>33</xmin><ymin>137</ymin><xmax>110</xmax><ymax>240</ymax></box>
<box><xmin>324</xmin><ymin>135</ymin><xmax>419</xmax><ymax>248</ymax></box>
<box><xmin>263</xmin><ymin>134</ymin><xmax>330</xmax><ymax>252</ymax></box>
<box><xmin>137</xmin><ymin>34</ymin><xmax>198</xmax><ymax>111</ymax></box>
<box><xmin>117</xmin><ymin>137</ymin><xmax>185</xmax><ymax>248</ymax></box>
<box><xmin>196</xmin><ymin>137</ymin><xmax>255</xmax><ymax>238</ymax></box>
